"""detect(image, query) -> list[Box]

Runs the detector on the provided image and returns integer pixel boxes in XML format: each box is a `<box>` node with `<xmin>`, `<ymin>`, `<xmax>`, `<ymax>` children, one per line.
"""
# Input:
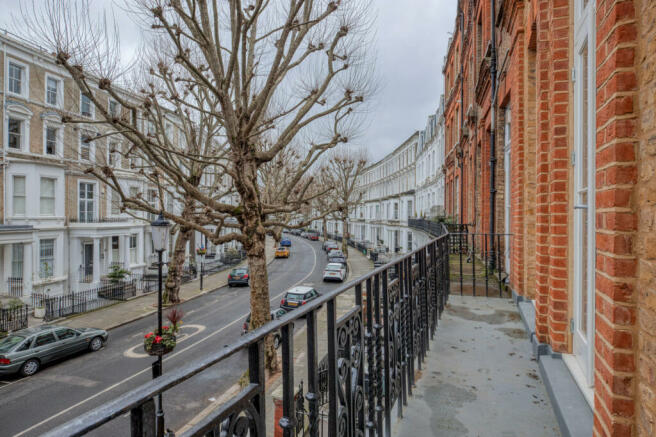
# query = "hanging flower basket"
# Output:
<box><xmin>143</xmin><ymin>328</ymin><xmax>177</xmax><ymax>356</ymax></box>
<box><xmin>196</xmin><ymin>247</ymin><xmax>207</xmax><ymax>256</ymax></box>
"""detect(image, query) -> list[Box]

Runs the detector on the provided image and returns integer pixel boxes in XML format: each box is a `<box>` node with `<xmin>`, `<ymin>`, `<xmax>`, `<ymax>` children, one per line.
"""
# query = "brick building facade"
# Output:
<box><xmin>442</xmin><ymin>1</ymin><xmax>655</xmax><ymax>435</ymax></box>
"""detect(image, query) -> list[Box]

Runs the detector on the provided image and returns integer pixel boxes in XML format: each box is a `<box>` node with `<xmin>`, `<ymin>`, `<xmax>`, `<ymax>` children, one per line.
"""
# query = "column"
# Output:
<box><xmin>138</xmin><ymin>231</ymin><xmax>144</xmax><ymax>266</ymax></box>
<box><xmin>92</xmin><ymin>237</ymin><xmax>100</xmax><ymax>284</ymax></box>
<box><xmin>70</xmin><ymin>237</ymin><xmax>81</xmax><ymax>288</ymax></box>
<box><xmin>119</xmin><ymin>235</ymin><xmax>128</xmax><ymax>268</ymax></box>
<box><xmin>106</xmin><ymin>236</ymin><xmax>113</xmax><ymax>266</ymax></box>
<box><xmin>23</xmin><ymin>242</ymin><xmax>33</xmax><ymax>297</ymax></box>
<box><xmin>122</xmin><ymin>234</ymin><xmax>131</xmax><ymax>269</ymax></box>
<box><xmin>3</xmin><ymin>244</ymin><xmax>11</xmax><ymax>285</ymax></box>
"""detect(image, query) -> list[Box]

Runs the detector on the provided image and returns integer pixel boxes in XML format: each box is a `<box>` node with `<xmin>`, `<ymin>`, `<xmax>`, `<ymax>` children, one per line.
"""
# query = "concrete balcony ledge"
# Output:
<box><xmin>392</xmin><ymin>295</ymin><xmax>561</xmax><ymax>437</ymax></box>
<box><xmin>513</xmin><ymin>291</ymin><xmax>594</xmax><ymax>437</ymax></box>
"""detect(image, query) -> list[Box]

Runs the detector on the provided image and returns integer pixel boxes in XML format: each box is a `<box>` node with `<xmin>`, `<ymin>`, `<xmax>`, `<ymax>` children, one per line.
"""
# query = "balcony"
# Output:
<box><xmin>40</xmin><ymin>229</ymin><xmax>558</xmax><ymax>437</ymax></box>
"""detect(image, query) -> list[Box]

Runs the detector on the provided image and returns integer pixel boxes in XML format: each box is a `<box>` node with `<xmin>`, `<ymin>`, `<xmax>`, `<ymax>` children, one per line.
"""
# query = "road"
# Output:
<box><xmin>0</xmin><ymin>236</ymin><xmax>339</xmax><ymax>437</ymax></box>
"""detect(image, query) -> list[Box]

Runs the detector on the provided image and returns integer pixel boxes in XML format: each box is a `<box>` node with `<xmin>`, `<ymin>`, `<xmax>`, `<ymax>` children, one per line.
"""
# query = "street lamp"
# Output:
<box><xmin>150</xmin><ymin>212</ymin><xmax>170</xmax><ymax>437</ymax></box>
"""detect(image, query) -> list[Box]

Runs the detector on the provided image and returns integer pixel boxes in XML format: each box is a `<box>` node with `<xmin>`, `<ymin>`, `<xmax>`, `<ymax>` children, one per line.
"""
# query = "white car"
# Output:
<box><xmin>323</xmin><ymin>262</ymin><xmax>347</xmax><ymax>282</ymax></box>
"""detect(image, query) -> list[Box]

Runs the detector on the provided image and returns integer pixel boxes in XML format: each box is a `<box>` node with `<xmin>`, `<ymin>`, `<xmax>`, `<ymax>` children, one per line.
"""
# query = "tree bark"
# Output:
<box><xmin>322</xmin><ymin>218</ymin><xmax>328</xmax><ymax>242</ymax></box>
<box><xmin>164</xmin><ymin>227</ymin><xmax>192</xmax><ymax>304</ymax></box>
<box><xmin>341</xmin><ymin>217</ymin><xmax>349</xmax><ymax>256</ymax></box>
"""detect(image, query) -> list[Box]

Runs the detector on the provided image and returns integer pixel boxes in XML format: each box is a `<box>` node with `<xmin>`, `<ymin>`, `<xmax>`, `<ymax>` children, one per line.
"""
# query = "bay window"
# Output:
<box><xmin>13</xmin><ymin>176</ymin><xmax>26</xmax><ymax>216</ymax></box>
<box><xmin>40</xmin><ymin>178</ymin><xmax>56</xmax><ymax>216</ymax></box>
<box><xmin>39</xmin><ymin>239</ymin><xmax>55</xmax><ymax>279</ymax></box>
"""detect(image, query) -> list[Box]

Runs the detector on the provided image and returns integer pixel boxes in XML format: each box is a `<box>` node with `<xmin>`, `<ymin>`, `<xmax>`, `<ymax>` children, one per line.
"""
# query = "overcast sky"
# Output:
<box><xmin>0</xmin><ymin>0</ymin><xmax>457</xmax><ymax>162</ymax></box>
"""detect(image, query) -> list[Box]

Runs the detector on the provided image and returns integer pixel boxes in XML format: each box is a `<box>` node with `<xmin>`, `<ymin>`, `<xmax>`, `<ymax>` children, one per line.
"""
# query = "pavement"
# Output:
<box><xmin>391</xmin><ymin>295</ymin><xmax>561</xmax><ymax>437</ymax></box>
<box><xmin>29</xmin><ymin>237</ymin><xmax>276</xmax><ymax>331</ymax></box>
<box><xmin>0</xmin><ymin>235</ymin><xmax>335</xmax><ymax>437</ymax></box>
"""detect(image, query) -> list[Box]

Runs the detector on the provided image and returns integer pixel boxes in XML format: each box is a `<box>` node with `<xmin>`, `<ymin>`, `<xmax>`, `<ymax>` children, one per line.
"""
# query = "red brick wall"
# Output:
<box><xmin>594</xmin><ymin>1</ymin><xmax>640</xmax><ymax>435</ymax></box>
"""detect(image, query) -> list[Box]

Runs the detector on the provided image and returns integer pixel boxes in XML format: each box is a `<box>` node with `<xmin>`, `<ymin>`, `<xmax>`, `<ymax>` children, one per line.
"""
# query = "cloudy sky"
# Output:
<box><xmin>0</xmin><ymin>0</ymin><xmax>457</xmax><ymax>161</ymax></box>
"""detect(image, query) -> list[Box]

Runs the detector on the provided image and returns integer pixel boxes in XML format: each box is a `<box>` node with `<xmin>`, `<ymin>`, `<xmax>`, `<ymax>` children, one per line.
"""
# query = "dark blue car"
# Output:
<box><xmin>280</xmin><ymin>239</ymin><xmax>292</xmax><ymax>247</ymax></box>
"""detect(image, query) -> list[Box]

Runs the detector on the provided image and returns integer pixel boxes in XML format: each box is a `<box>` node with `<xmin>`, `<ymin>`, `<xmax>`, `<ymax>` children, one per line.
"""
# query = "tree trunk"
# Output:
<box><xmin>322</xmin><ymin>218</ymin><xmax>328</xmax><ymax>242</ymax></box>
<box><xmin>245</xmin><ymin>226</ymin><xmax>279</xmax><ymax>372</ymax></box>
<box><xmin>341</xmin><ymin>217</ymin><xmax>349</xmax><ymax>256</ymax></box>
<box><xmin>164</xmin><ymin>227</ymin><xmax>192</xmax><ymax>304</ymax></box>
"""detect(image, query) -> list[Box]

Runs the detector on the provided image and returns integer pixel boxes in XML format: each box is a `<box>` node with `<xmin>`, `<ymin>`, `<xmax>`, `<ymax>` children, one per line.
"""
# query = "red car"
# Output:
<box><xmin>309</xmin><ymin>234</ymin><xmax>319</xmax><ymax>241</ymax></box>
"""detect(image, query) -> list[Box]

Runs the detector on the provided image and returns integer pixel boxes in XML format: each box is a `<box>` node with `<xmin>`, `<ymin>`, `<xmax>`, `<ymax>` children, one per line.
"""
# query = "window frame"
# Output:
<box><xmin>45</xmin><ymin>74</ymin><xmax>63</xmax><ymax>108</ymax></box>
<box><xmin>78</xmin><ymin>181</ymin><xmax>97</xmax><ymax>223</ymax></box>
<box><xmin>42</xmin><ymin>120</ymin><xmax>63</xmax><ymax>156</ymax></box>
<box><xmin>39</xmin><ymin>177</ymin><xmax>57</xmax><ymax>216</ymax></box>
<box><xmin>79</xmin><ymin>130</ymin><xmax>95</xmax><ymax>162</ymax></box>
<box><xmin>39</xmin><ymin>238</ymin><xmax>55</xmax><ymax>279</ymax></box>
<box><xmin>6</xmin><ymin>58</ymin><xmax>29</xmax><ymax>99</ymax></box>
<box><xmin>12</xmin><ymin>175</ymin><xmax>26</xmax><ymax>217</ymax></box>
<box><xmin>80</xmin><ymin>92</ymin><xmax>95</xmax><ymax>118</ymax></box>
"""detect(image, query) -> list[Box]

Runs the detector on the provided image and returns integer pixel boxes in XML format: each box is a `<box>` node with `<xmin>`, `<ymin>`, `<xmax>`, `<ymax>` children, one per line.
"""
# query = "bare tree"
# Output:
<box><xmin>19</xmin><ymin>0</ymin><xmax>374</xmax><ymax>371</ymax></box>
<box><xmin>319</xmin><ymin>148</ymin><xmax>367</xmax><ymax>254</ymax></box>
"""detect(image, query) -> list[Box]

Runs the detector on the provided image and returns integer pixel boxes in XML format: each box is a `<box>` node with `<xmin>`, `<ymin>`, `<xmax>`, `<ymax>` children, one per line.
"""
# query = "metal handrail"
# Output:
<box><xmin>42</xmin><ymin>233</ymin><xmax>451</xmax><ymax>437</ymax></box>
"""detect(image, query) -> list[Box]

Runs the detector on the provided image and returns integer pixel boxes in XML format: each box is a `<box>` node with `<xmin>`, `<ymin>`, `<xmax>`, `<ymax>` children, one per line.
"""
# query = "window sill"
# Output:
<box><xmin>561</xmin><ymin>353</ymin><xmax>594</xmax><ymax>409</ymax></box>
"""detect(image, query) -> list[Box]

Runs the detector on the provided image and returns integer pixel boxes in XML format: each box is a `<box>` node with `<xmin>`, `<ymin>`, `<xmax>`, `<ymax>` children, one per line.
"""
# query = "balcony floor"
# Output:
<box><xmin>392</xmin><ymin>295</ymin><xmax>561</xmax><ymax>437</ymax></box>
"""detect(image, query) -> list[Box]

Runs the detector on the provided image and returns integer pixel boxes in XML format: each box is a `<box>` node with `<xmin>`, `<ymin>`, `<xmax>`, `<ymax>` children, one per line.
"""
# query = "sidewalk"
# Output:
<box><xmin>392</xmin><ymin>295</ymin><xmax>561</xmax><ymax>437</ymax></box>
<box><xmin>33</xmin><ymin>238</ymin><xmax>275</xmax><ymax>331</ymax></box>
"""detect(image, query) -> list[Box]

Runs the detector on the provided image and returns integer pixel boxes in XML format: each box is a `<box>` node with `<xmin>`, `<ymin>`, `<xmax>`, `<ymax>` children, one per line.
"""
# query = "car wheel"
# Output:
<box><xmin>228</xmin><ymin>283</ymin><xmax>233</xmax><ymax>287</ymax></box>
<box><xmin>20</xmin><ymin>359</ymin><xmax>40</xmax><ymax>377</ymax></box>
<box><xmin>273</xmin><ymin>335</ymin><xmax>281</xmax><ymax>350</ymax></box>
<box><xmin>89</xmin><ymin>336</ymin><xmax>104</xmax><ymax>351</ymax></box>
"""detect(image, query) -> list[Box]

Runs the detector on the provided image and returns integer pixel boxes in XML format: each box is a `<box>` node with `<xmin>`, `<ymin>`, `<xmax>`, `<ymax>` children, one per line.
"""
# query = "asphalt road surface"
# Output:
<box><xmin>0</xmin><ymin>236</ymin><xmax>341</xmax><ymax>437</ymax></box>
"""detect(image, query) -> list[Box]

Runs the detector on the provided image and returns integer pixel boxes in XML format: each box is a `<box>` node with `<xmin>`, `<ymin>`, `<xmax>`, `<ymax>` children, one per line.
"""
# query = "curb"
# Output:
<box><xmin>51</xmin><ymin>243</ymin><xmax>277</xmax><ymax>332</ymax></box>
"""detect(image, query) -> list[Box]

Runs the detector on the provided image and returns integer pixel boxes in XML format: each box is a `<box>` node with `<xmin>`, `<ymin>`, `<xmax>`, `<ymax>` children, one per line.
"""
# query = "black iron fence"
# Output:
<box><xmin>448</xmin><ymin>230</ymin><xmax>513</xmax><ymax>298</ymax></box>
<box><xmin>0</xmin><ymin>305</ymin><xmax>29</xmax><ymax>333</ymax></box>
<box><xmin>40</xmin><ymin>233</ymin><xmax>450</xmax><ymax>437</ymax></box>
<box><xmin>41</xmin><ymin>280</ymin><xmax>138</xmax><ymax>321</ymax></box>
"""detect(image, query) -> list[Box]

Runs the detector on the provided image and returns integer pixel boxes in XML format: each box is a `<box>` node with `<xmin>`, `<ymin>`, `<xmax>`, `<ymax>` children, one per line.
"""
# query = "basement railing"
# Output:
<box><xmin>41</xmin><ymin>235</ymin><xmax>451</xmax><ymax>437</ymax></box>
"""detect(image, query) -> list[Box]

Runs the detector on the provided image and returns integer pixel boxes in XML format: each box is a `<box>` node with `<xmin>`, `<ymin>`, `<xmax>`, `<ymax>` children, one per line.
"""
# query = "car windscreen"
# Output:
<box><xmin>286</xmin><ymin>293</ymin><xmax>305</xmax><ymax>300</ymax></box>
<box><xmin>325</xmin><ymin>264</ymin><xmax>342</xmax><ymax>271</ymax></box>
<box><xmin>0</xmin><ymin>335</ymin><xmax>27</xmax><ymax>353</ymax></box>
<box><xmin>277</xmin><ymin>247</ymin><xmax>286</xmax><ymax>250</ymax></box>
<box><xmin>232</xmin><ymin>269</ymin><xmax>247</xmax><ymax>275</ymax></box>
<box><xmin>330</xmin><ymin>257</ymin><xmax>346</xmax><ymax>263</ymax></box>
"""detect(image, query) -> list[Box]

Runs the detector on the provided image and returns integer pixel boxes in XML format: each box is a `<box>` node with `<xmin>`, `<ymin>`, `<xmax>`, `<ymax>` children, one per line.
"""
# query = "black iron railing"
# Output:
<box><xmin>43</xmin><ymin>281</ymin><xmax>138</xmax><ymax>321</ymax></box>
<box><xmin>407</xmin><ymin>218</ymin><xmax>449</xmax><ymax>237</ymax></box>
<box><xmin>69</xmin><ymin>217</ymin><xmax>132</xmax><ymax>224</ymax></box>
<box><xmin>0</xmin><ymin>304</ymin><xmax>29</xmax><ymax>333</ymax></box>
<box><xmin>41</xmin><ymin>234</ymin><xmax>450</xmax><ymax>437</ymax></box>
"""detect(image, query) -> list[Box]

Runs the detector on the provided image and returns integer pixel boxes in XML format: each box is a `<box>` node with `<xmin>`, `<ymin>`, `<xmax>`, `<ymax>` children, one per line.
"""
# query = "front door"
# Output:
<box><xmin>83</xmin><ymin>243</ymin><xmax>93</xmax><ymax>280</ymax></box>
<box><xmin>573</xmin><ymin>0</ymin><xmax>596</xmax><ymax>386</ymax></box>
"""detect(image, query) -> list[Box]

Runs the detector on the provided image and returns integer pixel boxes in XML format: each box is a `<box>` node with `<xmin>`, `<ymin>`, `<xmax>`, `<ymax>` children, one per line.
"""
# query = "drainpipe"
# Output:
<box><xmin>489</xmin><ymin>0</ymin><xmax>498</xmax><ymax>268</ymax></box>
<box><xmin>459</xmin><ymin>6</ymin><xmax>465</xmax><ymax>226</ymax></box>
<box><xmin>2</xmin><ymin>34</ymin><xmax>7</xmax><ymax>226</ymax></box>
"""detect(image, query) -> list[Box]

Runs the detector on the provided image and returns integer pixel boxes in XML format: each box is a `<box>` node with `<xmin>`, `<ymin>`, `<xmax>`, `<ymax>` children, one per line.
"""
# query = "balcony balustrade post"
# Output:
<box><xmin>365</xmin><ymin>277</ymin><xmax>376</xmax><ymax>437</ymax></box>
<box><xmin>130</xmin><ymin>399</ymin><xmax>156</xmax><ymax>437</ymax></box>
<box><xmin>382</xmin><ymin>270</ymin><xmax>392</xmax><ymax>436</ymax></box>
<box><xmin>399</xmin><ymin>258</ymin><xmax>408</xmax><ymax>407</ymax></box>
<box><xmin>305</xmin><ymin>309</ymin><xmax>319</xmax><ymax>437</ymax></box>
<box><xmin>279</xmin><ymin>323</ymin><xmax>296</xmax><ymax>437</ymax></box>
<box><xmin>354</xmin><ymin>283</ymin><xmax>366</xmax><ymax>434</ymax></box>
<box><xmin>248</xmin><ymin>340</ymin><xmax>266</xmax><ymax>433</ymax></box>
<box><xmin>327</xmin><ymin>298</ymin><xmax>338</xmax><ymax>437</ymax></box>
<box><xmin>406</xmin><ymin>256</ymin><xmax>415</xmax><ymax>391</ymax></box>
<box><xmin>373</xmin><ymin>273</ymin><xmax>384</xmax><ymax>434</ymax></box>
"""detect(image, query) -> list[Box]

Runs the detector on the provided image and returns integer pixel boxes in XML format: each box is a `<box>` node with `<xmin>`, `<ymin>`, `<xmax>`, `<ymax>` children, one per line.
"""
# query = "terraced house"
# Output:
<box><xmin>0</xmin><ymin>31</ymin><xmax>234</xmax><ymax>302</ymax></box>
<box><xmin>442</xmin><ymin>0</ymin><xmax>656</xmax><ymax>435</ymax></box>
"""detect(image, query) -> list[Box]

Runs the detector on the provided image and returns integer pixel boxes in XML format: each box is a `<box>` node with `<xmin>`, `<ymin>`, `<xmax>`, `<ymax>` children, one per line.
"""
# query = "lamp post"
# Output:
<box><xmin>150</xmin><ymin>213</ymin><xmax>170</xmax><ymax>437</ymax></box>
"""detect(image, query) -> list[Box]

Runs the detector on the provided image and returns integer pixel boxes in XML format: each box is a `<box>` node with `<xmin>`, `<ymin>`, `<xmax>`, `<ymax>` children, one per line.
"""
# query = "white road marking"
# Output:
<box><xmin>123</xmin><ymin>324</ymin><xmax>207</xmax><ymax>359</ymax></box>
<box><xmin>13</xmin><ymin>236</ymin><xmax>319</xmax><ymax>437</ymax></box>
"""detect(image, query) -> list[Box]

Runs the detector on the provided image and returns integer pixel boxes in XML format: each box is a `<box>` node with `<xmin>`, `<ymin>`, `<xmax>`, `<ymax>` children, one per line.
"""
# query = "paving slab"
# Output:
<box><xmin>392</xmin><ymin>295</ymin><xmax>561</xmax><ymax>437</ymax></box>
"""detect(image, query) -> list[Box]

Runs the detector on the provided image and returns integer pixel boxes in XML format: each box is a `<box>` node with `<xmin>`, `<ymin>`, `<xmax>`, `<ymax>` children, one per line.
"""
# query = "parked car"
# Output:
<box><xmin>327</xmin><ymin>249</ymin><xmax>344</xmax><ymax>260</ymax></box>
<box><xmin>280</xmin><ymin>286</ymin><xmax>321</xmax><ymax>311</ymax></box>
<box><xmin>241</xmin><ymin>308</ymin><xmax>288</xmax><ymax>349</ymax></box>
<box><xmin>323</xmin><ymin>241</ymin><xmax>338</xmax><ymax>251</ymax></box>
<box><xmin>308</xmin><ymin>234</ymin><xmax>319</xmax><ymax>241</ymax></box>
<box><xmin>227</xmin><ymin>267</ymin><xmax>249</xmax><ymax>287</ymax></box>
<box><xmin>0</xmin><ymin>325</ymin><xmax>108</xmax><ymax>376</ymax></box>
<box><xmin>300</xmin><ymin>232</ymin><xmax>308</xmax><ymax>238</ymax></box>
<box><xmin>323</xmin><ymin>262</ymin><xmax>347</xmax><ymax>282</ymax></box>
<box><xmin>280</xmin><ymin>239</ymin><xmax>292</xmax><ymax>247</ymax></box>
<box><xmin>275</xmin><ymin>247</ymin><xmax>290</xmax><ymax>258</ymax></box>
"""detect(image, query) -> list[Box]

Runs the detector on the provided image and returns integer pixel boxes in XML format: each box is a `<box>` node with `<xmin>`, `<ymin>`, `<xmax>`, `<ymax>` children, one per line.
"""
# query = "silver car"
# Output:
<box><xmin>0</xmin><ymin>325</ymin><xmax>108</xmax><ymax>376</ymax></box>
